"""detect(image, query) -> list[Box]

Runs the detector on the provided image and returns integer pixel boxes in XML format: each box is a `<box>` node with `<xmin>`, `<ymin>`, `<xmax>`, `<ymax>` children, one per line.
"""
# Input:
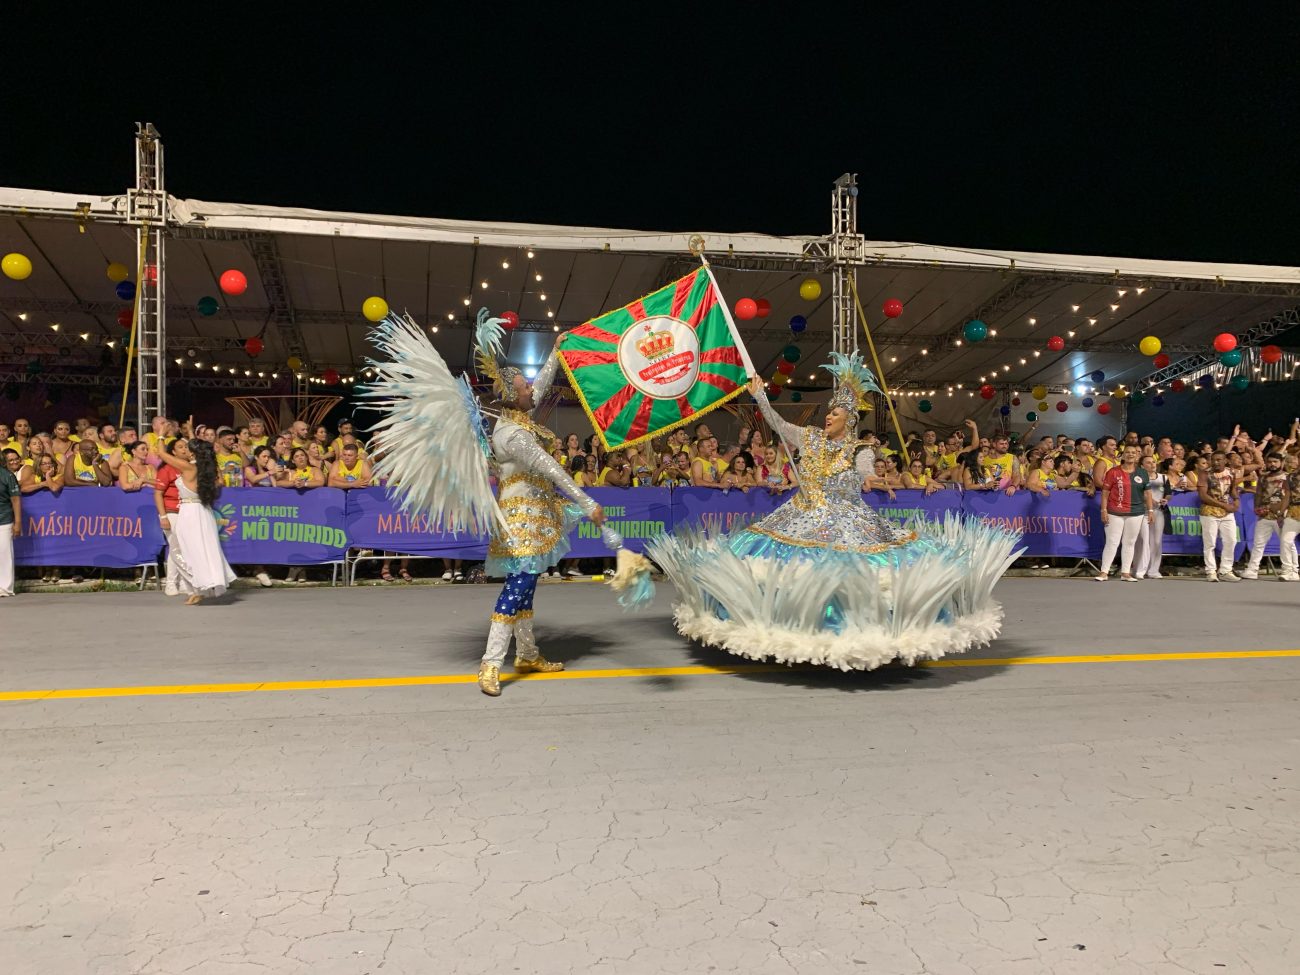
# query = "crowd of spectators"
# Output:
<box><xmin>3</xmin><ymin>410</ymin><xmax>1299</xmax><ymax>590</ymax></box>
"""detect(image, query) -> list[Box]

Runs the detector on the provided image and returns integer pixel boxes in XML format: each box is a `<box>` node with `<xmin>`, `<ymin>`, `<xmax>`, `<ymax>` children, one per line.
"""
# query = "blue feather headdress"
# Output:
<box><xmin>821</xmin><ymin>351</ymin><xmax>882</xmax><ymax>416</ymax></box>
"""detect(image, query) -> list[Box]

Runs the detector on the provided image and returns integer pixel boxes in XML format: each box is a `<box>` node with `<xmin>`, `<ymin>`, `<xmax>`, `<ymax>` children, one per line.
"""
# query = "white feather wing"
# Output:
<box><xmin>361</xmin><ymin>315</ymin><xmax>503</xmax><ymax>535</ymax></box>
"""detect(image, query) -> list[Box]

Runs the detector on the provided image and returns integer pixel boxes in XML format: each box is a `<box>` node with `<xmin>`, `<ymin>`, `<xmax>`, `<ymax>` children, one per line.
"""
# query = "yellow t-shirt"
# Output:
<box><xmin>249</xmin><ymin>435</ymin><xmax>269</xmax><ymax>449</ymax></box>
<box><xmin>336</xmin><ymin>457</ymin><xmax>365</xmax><ymax>483</ymax></box>
<box><xmin>1093</xmin><ymin>455</ymin><xmax>1120</xmax><ymax>477</ymax></box>
<box><xmin>216</xmin><ymin>451</ymin><xmax>245</xmax><ymax>488</ymax></box>
<box><xmin>692</xmin><ymin>457</ymin><xmax>727</xmax><ymax>484</ymax></box>
<box><xmin>980</xmin><ymin>452</ymin><xmax>1016</xmax><ymax>484</ymax></box>
<box><xmin>2</xmin><ymin>437</ymin><xmax>23</xmax><ymax>455</ymax></box>
<box><xmin>72</xmin><ymin>454</ymin><xmax>99</xmax><ymax>483</ymax></box>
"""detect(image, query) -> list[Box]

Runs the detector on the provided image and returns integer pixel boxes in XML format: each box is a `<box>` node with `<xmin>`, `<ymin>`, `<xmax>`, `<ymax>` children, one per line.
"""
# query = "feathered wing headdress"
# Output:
<box><xmin>821</xmin><ymin>351</ymin><xmax>882</xmax><ymax>418</ymax></box>
<box><xmin>361</xmin><ymin>314</ymin><xmax>503</xmax><ymax>535</ymax></box>
<box><xmin>474</xmin><ymin>306</ymin><xmax>531</xmax><ymax>405</ymax></box>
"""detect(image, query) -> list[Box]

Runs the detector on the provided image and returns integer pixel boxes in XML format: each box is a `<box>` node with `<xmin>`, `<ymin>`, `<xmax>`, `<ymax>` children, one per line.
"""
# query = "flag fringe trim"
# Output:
<box><xmin>556</xmin><ymin>351</ymin><xmax>749</xmax><ymax>452</ymax></box>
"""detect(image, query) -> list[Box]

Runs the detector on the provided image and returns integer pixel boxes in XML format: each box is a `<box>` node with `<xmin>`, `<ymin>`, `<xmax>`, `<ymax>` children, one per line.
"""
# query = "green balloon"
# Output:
<box><xmin>790</xmin><ymin>391</ymin><xmax>802</xmax><ymax>403</ymax></box>
<box><xmin>1026</xmin><ymin>411</ymin><xmax>1038</xmax><ymax>422</ymax></box>
<box><xmin>1129</xmin><ymin>391</ymin><xmax>1145</xmax><ymax>405</ymax></box>
<box><xmin>782</xmin><ymin>345</ymin><xmax>801</xmax><ymax>363</ymax></box>
<box><xmin>918</xmin><ymin>399</ymin><xmax>932</xmax><ymax>412</ymax></box>
<box><xmin>197</xmin><ymin>296</ymin><xmax>220</xmax><ymax>316</ymax></box>
<box><xmin>1231</xmin><ymin>375</ymin><xmax>1249</xmax><ymax>391</ymax></box>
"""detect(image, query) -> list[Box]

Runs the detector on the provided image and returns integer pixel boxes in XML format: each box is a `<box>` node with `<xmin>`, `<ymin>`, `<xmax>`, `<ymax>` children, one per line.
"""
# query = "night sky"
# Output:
<box><xmin>6</xmin><ymin>10</ymin><xmax>1298</xmax><ymax>266</ymax></box>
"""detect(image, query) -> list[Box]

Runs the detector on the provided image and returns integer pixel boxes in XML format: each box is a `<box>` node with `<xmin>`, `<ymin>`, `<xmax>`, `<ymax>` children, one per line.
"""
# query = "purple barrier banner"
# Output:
<box><xmin>961</xmin><ymin>489</ymin><xmax>1103</xmax><ymax>557</ymax></box>
<box><xmin>870</xmin><ymin>488</ymin><xmax>965</xmax><ymax>530</ymax></box>
<box><xmin>668</xmin><ymin>486</ymin><xmax>788</xmax><ymax>536</ymax></box>
<box><xmin>215</xmin><ymin>487</ymin><xmax>349</xmax><ymax>565</ymax></box>
<box><xmin>567</xmin><ymin>488</ymin><xmax>672</xmax><ymax>557</ymax></box>
<box><xmin>343</xmin><ymin>487</ymin><xmax>486</xmax><ymax>558</ymax></box>
<box><xmin>339</xmin><ymin>487</ymin><xmax>671</xmax><ymax>559</ymax></box>
<box><xmin>15</xmin><ymin>489</ymin><xmax>164</xmax><ymax>568</ymax></box>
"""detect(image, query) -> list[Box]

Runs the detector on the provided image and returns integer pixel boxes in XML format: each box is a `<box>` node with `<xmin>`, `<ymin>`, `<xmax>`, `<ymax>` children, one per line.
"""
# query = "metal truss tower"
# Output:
<box><xmin>829</xmin><ymin>174</ymin><xmax>865</xmax><ymax>357</ymax></box>
<box><xmin>128</xmin><ymin>123</ymin><xmax>167</xmax><ymax>425</ymax></box>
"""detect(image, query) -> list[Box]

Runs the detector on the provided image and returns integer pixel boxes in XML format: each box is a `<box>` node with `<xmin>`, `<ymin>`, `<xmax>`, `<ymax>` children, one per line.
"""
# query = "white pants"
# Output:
<box><xmin>1100</xmin><ymin>515</ymin><xmax>1144</xmax><ymax>575</ymax></box>
<box><xmin>1281</xmin><ymin>517</ymin><xmax>1300</xmax><ymax>576</ymax></box>
<box><xmin>1246</xmin><ymin>518</ymin><xmax>1282</xmax><ymax>574</ymax></box>
<box><xmin>1133</xmin><ymin>509</ymin><xmax>1165</xmax><ymax>577</ymax></box>
<box><xmin>162</xmin><ymin>523</ymin><xmax>181</xmax><ymax>590</ymax></box>
<box><xmin>1200</xmin><ymin>515</ymin><xmax>1237</xmax><ymax>575</ymax></box>
<box><xmin>0</xmin><ymin>523</ymin><xmax>13</xmax><ymax>596</ymax></box>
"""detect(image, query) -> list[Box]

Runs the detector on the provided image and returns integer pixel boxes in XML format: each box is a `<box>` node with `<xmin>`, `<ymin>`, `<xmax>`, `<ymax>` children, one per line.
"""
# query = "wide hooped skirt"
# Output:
<box><xmin>647</xmin><ymin>513</ymin><xmax>1023</xmax><ymax>671</ymax></box>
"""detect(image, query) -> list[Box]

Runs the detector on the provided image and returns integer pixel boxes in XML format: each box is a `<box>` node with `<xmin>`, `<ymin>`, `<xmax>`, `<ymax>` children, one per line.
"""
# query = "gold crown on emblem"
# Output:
<box><xmin>637</xmin><ymin>325</ymin><xmax>675</xmax><ymax>360</ymax></box>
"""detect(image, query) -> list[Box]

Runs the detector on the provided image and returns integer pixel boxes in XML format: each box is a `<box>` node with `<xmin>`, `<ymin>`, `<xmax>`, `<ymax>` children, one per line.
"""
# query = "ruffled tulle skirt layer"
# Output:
<box><xmin>647</xmin><ymin>513</ymin><xmax>1023</xmax><ymax>671</ymax></box>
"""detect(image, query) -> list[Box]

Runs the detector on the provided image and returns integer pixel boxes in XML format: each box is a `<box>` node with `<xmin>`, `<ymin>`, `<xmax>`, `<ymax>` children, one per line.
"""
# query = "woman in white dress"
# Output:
<box><xmin>157</xmin><ymin>438</ymin><xmax>236</xmax><ymax>604</ymax></box>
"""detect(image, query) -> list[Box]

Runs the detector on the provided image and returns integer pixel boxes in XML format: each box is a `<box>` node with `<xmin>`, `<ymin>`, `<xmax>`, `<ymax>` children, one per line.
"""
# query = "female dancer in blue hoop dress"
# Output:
<box><xmin>648</xmin><ymin>356</ymin><xmax>1023</xmax><ymax>671</ymax></box>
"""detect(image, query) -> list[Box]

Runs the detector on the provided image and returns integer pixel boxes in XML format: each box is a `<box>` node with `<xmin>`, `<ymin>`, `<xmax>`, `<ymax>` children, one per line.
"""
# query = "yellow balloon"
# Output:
<box><xmin>798</xmin><ymin>278</ymin><xmax>822</xmax><ymax>301</ymax></box>
<box><xmin>1031</xmin><ymin>384</ymin><xmax>1047</xmax><ymax>401</ymax></box>
<box><xmin>1112</xmin><ymin>388</ymin><xmax>1128</xmax><ymax>400</ymax></box>
<box><xmin>1139</xmin><ymin>335</ymin><xmax>1161</xmax><ymax>356</ymax></box>
<box><xmin>362</xmin><ymin>296</ymin><xmax>389</xmax><ymax>322</ymax></box>
<box><xmin>1037</xmin><ymin>401</ymin><xmax>1049</xmax><ymax>412</ymax></box>
<box><xmin>106</xmin><ymin>262</ymin><xmax>129</xmax><ymax>283</ymax></box>
<box><xmin>287</xmin><ymin>355</ymin><xmax>303</xmax><ymax>371</ymax></box>
<box><xmin>2</xmin><ymin>252</ymin><xmax>33</xmax><ymax>281</ymax></box>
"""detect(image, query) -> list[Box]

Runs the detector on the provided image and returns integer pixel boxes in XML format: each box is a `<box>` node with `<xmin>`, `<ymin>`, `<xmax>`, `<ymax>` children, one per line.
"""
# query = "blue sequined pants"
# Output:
<box><xmin>492</xmin><ymin>572</ymin><xmax>539</xmax><ymax>621</ymax></box>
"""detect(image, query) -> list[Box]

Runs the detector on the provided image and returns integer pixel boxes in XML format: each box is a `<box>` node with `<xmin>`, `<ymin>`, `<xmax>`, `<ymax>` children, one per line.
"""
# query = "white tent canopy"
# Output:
<box><xmin>2</xmin><ymin>185</ymin><xmax>1297</xmax><ymax>432</ymax></box>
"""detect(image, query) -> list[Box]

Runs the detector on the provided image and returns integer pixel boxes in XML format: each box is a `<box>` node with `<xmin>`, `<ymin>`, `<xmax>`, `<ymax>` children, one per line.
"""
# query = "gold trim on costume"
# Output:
<box><xmin>500</xmin><ymin>472</ymin><xmax>553</xmax><ymax>494</ymax></box>
<box><xmin>748</xmin><ymin>523</ymin><xmax>918</xmax><ymax>554</ymax></box>
<box><xmin>490</xmin><ymin>612</ymin><xmax>516</xmax><ymax>625</ymax></box>
<box><xmin>516</xmin><ymin>609</ymin><xmax>534</xmax><ymax>620</ymax></box>
<box><xmin>499</xmin><ymin>410</ymin><xmax>558</xmax><ymax>450</ymax></box>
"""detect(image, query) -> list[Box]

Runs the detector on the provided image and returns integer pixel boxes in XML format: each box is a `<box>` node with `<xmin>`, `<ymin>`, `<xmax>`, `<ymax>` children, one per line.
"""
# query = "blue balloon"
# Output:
<box><xmin>963</xmin><ymin>319</ymin><xmax>988</xmax><ymax>343</ymax></box>
<box><xmin>115</xmin><ymin>280</ymin><xmax>136</xmax><ymax>301</ymax></box>
<box><xmin>999</xmin><ymin>405</ymin><xmax>1011</xmax><ymax>416</ymax></box>
<box><xmin>789</xmin><ymin>315</ymin><xmax>807</xmax><ymax>334</ymax></box>
<box><xmin>1090</xmin><ymin>370</ymin><xmax>1105</xmax><ymax>383</ymax></box>
<box><xmin>1198</xmin><ymin>374</ymin><xmax>1215</xmax><ymax>388</ymax></box>
<box><xmin>1152</xmin><ymin>395</ymin><xmax>1165</xmax><ymax>407</ymax></box>
<box><xmin>1081</xmin><ymin>397</ymin><xmax>1094</xmax><ymax>408</ymax></box>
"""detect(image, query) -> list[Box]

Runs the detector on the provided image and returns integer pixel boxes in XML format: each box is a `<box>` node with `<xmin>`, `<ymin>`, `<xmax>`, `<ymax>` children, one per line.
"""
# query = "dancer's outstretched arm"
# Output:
<box><xmin>531</xmin><ymin>347</ymin><xmax>560</xmax><ymax>406</ymax></box>
<box><xmin>500</xmin><ymin>429</ymin><xmax>606</xmax><ymax>525</ymax></box>
<box><xmin>746</xmin><ymin>377</ymin><xmax>805</xmax><ymax>453</ymax></box>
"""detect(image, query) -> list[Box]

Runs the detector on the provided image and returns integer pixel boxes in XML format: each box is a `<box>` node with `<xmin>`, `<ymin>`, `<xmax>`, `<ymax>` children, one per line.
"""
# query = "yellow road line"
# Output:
<box><xmin>2</xmin><ymin>650</ymin><xmax>1298</xmax><ymax>703</ymax></box>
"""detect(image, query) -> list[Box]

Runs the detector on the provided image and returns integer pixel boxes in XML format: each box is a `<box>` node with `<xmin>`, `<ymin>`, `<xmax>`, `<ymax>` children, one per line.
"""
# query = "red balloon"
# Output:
<box><xmin>322</xmin><ymin>368</ymin><xmax>340</xmax><ymax>385</ymax></box>
<box><xmin>765</xmin><ymin>381</ymin><xmax>781</xmax><ymax>398</ymax></box>
<box><xmin>1055</xmin><ymin>401</ymin><xmax>1068</xmax><ymax>412</ymax></box>
<box><xmin>500</xmin><ymin>310</ymin><xmax>519</xmax><ymax>330</ymax></box>
<box><xmin>882</xmin><ymin>298</ymin><xmax>904</xmax><ymax>319</ymax></box>
<box><xmin>979</xmin><ymin>384</ymin><xmax>996</xmax><ymax>400</ymax></box>
<box><xmin>1153</xmin><ymin>353</ymin><xmax>1170</xmax><ymax>368</ymax></box>
<box><xmin>776</xmin><ymin>359</ymin><xmax>795</xmax><ymax>375</ymax></box>
<box><xmin>755</xmin><ymin>298</ymin><xmax>772</xmax><ymax>318</ymax></box>
<box><xmin>1261</xmin><ymin>344</ymin><xmax>1283</xmax><ymax>364</ymax></box>
<box><xmin>735</xmin><ymin>298</ymin><xmax>758</xmax><ymax>321</ymax></box>
<box><xmin>1097</xmin><ymin>402</ymin><xmax>1112</xmax><ymax>415</ymax></box>
<box><xmin>1213</xmin><ymin>332</ymin><xmax>1237</xmax><ymax>353</ymax></box>
<box><xmin>1011</xmin><ymin>396</ymin><xmax>1021</xmax><ymax>406</ymax></box>
<box><xmin>1170</xmin><ymin>379</ymin><xmax>1186</xmax><ymax>392</ymax></box>
<box><xmin>116</xmin><ymin>308</ymin><xmax>133</xmax><ymax>329</ymax></box>
<box><xmin>219</xmin><ymin>269</ymin><xmax>248</xmax><ymax>296</ymax></box>
<box><xmin>244</xmin><ymin>337</ymin><xmax>264</xmax><ymax>357</ymax></box>
<box><xmin>1047</xmin><ymin>335</ymin><xmax>1065</xmax><ymax>352</ymax></box>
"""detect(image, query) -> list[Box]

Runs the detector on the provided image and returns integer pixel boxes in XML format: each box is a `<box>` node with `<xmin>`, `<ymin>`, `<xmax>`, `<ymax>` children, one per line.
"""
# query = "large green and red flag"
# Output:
<box><xmin>557</xmin><ymin>265</ymin><xmax>754</xmax><ymax>450</ymax></box>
